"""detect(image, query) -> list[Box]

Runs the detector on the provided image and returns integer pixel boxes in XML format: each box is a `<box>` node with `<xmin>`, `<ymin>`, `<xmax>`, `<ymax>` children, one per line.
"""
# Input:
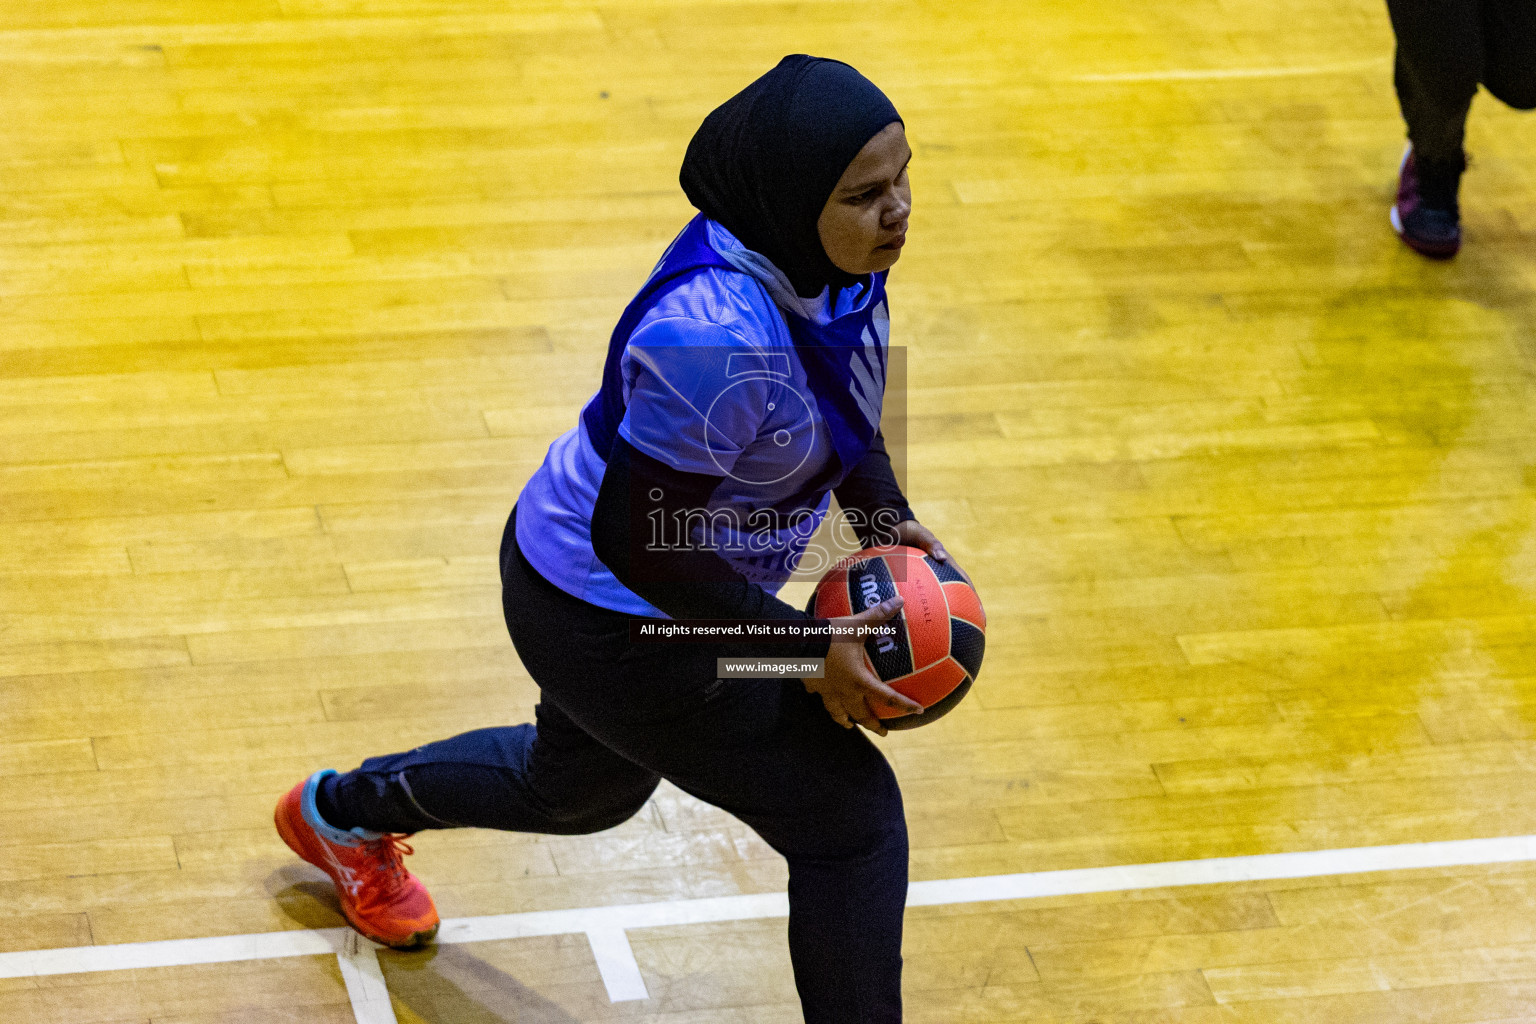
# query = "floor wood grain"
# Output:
<box><xmin>4</xmin><ymin>0</ymin><xmax>1536</xmax><ymax>1020</ymax></box>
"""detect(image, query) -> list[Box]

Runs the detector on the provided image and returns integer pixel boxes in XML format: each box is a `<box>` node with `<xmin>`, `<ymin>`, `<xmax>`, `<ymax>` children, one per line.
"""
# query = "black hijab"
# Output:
<box><xmin>680</xmin><ymin>55</ymin><xmax>902</xmax><ymax>298</ymax></box>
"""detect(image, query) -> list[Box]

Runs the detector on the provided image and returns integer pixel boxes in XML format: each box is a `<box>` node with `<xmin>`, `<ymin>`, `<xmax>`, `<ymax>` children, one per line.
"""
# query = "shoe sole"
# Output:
<box><xmin>1390</xmin><ymin>204</ymin><xmax>1459</xmax><ymax>259</ymax></box>
<box><xmin>274</xmin><ymin>797</ymin><xmax>439</xmax><ymax>950</ymax></box>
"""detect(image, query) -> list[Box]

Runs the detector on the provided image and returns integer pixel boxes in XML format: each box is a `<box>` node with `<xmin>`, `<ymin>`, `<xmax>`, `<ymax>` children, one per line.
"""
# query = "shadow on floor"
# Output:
<box><xmin>268</xmin><ymin>868</ymin><xmax>597</xmax><ymax>1023</ymax></box>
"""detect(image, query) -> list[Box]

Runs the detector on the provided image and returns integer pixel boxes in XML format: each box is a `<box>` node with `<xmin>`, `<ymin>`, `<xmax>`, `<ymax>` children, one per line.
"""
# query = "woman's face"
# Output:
<box><xmin>817</xmin><ymin>122</ymin><xmax>912</xmax><ymax>277</ymax></box>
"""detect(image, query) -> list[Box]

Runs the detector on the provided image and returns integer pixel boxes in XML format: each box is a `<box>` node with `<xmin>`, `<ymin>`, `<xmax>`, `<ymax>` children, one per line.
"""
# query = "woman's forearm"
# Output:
<box><xmin>832</xmin><ymin>430</ymin><xmax>915</xmax><ymax>547</ymax></box>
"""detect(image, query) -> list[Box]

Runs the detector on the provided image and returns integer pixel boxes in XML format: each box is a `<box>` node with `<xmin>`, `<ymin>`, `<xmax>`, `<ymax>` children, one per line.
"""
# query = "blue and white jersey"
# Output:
<box><xmin>515</xmin><ymin>219</ymin><xmax>889</xmax><ymax>617</ymax></box>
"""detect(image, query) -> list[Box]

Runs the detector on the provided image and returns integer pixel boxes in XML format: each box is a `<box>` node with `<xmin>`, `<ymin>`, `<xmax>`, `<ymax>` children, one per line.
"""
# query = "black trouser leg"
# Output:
<box><xmin>322</xmin><ymin>710</ymin><xmax>663</xmax><ymax>836</ymax></box>
<box><xmin>1387</xmin><ymin>0</ymin><xmax>1481</xmax><ymax>164</ymax></box>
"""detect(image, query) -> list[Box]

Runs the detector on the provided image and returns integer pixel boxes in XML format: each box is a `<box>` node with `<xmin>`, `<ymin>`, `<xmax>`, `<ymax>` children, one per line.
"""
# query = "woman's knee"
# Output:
<box><xmin>788</xmin><ymin>753</ymin><xmax>908</xmax><ymax>862</ymax></box>
<box><xmin>540</xmin><ymin>786</ymin><xmax>655</xmax><ymax>834</ymax></box>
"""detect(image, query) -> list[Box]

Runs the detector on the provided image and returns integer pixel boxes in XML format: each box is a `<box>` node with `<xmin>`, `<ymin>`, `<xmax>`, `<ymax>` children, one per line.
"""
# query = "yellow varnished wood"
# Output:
<box><xmin>5</xmin><ymin>0</ymin><xmax>1536</xmax><ymax>1020</ymax></box>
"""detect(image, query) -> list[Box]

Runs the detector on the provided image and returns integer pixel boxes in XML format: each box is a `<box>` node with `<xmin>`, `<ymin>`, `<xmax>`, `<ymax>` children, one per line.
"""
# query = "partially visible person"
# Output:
<box><xmin>1387</xmin><ymin>0</ymin><xmax>1536</xmax><ymax>258</ymax></box>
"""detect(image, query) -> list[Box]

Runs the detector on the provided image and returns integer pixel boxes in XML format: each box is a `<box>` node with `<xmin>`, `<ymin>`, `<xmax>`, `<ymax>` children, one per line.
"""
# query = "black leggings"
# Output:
<box><xmin>321</xmin><ymin>510</ymin><xmax>908</xmax><ymax>1023</ymax></box>
<box><xmin>1388</xmin><ymin>0</ymin><xmax>1536</xmax><ymax>164</ymax></box>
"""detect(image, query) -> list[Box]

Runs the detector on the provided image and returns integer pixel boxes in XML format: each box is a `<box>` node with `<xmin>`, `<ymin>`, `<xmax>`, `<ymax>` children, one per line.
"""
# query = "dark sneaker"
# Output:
<box><xmin>1391</xmin><ymin>145</ymin><xmax>1462</xmax><ymax>259</ymax></box>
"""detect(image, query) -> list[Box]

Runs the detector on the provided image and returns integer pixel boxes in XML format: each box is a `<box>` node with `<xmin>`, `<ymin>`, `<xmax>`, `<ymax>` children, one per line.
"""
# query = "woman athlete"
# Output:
<box><xmin>275</xmin><ymin>55</ymin><xmax>963</xmax><ymax>1024</ymax></box>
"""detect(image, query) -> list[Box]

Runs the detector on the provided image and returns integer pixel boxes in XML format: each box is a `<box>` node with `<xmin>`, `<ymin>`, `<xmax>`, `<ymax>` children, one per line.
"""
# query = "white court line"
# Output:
<box><xmin>432</xmin><ymin>891</ymin><xmax>789</xmax><ymax>945</ymax></box>
<box><xmin>336</xmin><ymin>934</ymin><xmax>399</xmax><ymax>1024</ymax></box>
<box><xmin>0</xmin><ymin>927</ymin><xmax>345</xmax><ymax>977</ymax></box>
<box><xmin>6</xmin><ymin>834</ymin><xmax>1536</xmax><ymax>1020</ymax></box>
<box><xmin>585</xmin><ymin>928</ymin><xmax>649</xmax><ymax>1002</ymax></box>
<box><xmin>1073</xmin><ymin>57</ymin><xmax>1387</xmax><ymax>82</ymax></box>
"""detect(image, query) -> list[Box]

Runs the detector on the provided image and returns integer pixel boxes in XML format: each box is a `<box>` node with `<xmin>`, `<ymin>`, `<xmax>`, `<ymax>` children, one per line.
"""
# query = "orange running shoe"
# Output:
<box><xmin>274</xmin><ymin>771</ymin><xmax>440</xmax><ymax>949</ymax></box>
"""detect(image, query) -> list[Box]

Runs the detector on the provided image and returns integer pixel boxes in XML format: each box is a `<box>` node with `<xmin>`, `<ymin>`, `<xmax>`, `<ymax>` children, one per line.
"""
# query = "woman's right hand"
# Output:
<box><xmin>804</xmin><ymin>596</ymin><xmax>924</xmax><ymax>736</ymax></box>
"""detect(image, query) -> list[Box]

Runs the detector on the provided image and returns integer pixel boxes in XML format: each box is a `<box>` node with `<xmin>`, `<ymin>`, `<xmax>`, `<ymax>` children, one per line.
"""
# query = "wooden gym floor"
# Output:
<box><xmin>5</xmin><ymin>0</ymin><xmax>1536</xmax><ymax>1020</ymax></box>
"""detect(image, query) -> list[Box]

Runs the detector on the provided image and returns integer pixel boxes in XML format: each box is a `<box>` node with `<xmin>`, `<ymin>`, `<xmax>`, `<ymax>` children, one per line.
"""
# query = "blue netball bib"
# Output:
<box><xmin>581</xmin><ymin>214</ymin><xmax>887</xmax><ymax>486</ymax></box>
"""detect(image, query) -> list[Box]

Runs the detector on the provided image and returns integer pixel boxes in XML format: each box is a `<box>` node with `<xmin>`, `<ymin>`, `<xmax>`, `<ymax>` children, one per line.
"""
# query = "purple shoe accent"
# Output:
<box><xmin>1392</xmin><ymin>146</ymin><xmax>1461</xmax><ymax>259</ymax></box>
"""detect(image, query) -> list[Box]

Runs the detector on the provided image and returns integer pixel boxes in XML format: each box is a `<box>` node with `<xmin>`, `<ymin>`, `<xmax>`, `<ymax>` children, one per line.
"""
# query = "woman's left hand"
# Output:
<box><xmin>890</xmin><ymin>520</ymin><xmax>972</xmax><ymax>586</ymax></box>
